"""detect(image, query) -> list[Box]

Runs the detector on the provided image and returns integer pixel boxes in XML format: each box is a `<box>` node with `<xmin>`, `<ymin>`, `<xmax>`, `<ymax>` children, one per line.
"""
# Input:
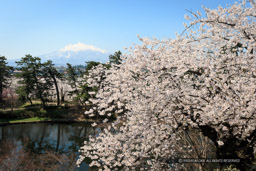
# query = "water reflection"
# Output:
<box><xmin>0</xmin><ymin>123</ymin><xmax>97</xmax><ymax>170</ymax></box>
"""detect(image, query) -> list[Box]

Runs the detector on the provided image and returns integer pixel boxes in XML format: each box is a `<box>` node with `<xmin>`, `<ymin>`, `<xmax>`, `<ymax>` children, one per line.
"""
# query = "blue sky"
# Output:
<box><xmin>0</xmin><ymin>0</ymin><xmax>237</xmax><ymax>59</ymax></box>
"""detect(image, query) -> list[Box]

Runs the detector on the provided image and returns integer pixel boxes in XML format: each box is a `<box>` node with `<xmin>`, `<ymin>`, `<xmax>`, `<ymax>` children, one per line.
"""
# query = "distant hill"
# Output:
<box><xmin>7</xmin><ymin>43</ymin><xmax>111</xmax><ymax>67</ymax></box>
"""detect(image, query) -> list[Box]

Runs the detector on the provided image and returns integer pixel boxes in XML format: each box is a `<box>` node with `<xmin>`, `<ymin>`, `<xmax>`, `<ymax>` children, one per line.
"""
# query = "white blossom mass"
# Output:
<box><xmin>78</xmin><ymin>1</ymin><xmax>256</xmax><ymax>170</ymax></box>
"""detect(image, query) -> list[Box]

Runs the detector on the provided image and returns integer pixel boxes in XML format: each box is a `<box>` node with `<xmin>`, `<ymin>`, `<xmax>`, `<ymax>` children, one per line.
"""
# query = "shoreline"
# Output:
<box><xmin>0</xmin><ymin>117</ymin><xmax>99</xmax><ymax>126</ymax></box>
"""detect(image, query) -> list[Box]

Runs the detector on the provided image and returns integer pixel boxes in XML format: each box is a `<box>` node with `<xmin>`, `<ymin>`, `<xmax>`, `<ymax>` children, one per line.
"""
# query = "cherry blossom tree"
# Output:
<box><xmin>78</xmin><ymin>1</ymin><xmax>256</xmax><ymax>170</ymax></box>
<box><xmin>1</xmin><ymin>88</ymin><xmax>18</xmax><ymax>113</ymax></box>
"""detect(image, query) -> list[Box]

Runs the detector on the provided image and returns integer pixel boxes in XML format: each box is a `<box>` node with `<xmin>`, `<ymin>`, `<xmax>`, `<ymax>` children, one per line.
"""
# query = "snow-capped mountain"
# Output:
<box><xmin>40</xmin><ymin>43</ymin><xmax>110</xmax><ymax>66</ymax></box>
<box><xmin>7</xmin><ymin>43</ymin><xmax>111</xmax><ymax>67</ymax></box>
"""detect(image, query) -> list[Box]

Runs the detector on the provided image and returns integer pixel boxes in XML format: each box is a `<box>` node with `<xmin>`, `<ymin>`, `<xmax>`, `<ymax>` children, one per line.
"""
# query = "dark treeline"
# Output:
<box><xmin>0</xmin><ymin>51</ymin><xmax>122</xmax><ymax>111</ymax></box>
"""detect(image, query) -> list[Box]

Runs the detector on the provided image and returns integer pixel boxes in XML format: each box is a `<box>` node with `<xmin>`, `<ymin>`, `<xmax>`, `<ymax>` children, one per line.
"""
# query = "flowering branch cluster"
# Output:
<box><xmin>78</xmin><ymin>1</ymin><xmax>256</xmax><ymax>170</ymax></box>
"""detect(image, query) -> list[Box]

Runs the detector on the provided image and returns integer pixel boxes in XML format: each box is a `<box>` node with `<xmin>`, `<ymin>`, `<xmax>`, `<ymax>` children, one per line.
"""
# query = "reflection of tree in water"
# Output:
<box><xmin>68</xmin><ymin>124</ymin><xmax>97</xmax><ymax>152</ymax></box>
<box><xmin>0</xmin><ymin>123</ymin><xmax>97</xmax><ymax>170</ymax></box>
<box><xmin>21</xmin><ymin>123</ymin><xmax>96</xmax><ymax>154</ymax></box>
<box><xmin>0</xmin><ymin>140</ymin><xmax>77</xmax><ymax>170</ymax></box>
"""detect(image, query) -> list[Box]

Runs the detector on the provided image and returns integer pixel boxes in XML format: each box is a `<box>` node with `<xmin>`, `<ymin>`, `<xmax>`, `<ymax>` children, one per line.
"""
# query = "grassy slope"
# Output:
<box><xmin>0</xmin><ymin>101</ymin><xmax>97</xmax><ymax>124</ymax></box>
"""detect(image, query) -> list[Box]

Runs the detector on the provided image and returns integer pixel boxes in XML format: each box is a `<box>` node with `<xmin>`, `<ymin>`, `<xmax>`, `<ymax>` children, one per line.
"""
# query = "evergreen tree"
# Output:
<box><xmin>42</xmin><ymin>60</ymin><xmax>62</xmax><ymax>106</ymax></box>
<box><xmin>16</xmin><ymin>55</ymin><xmax>48</xmax><ymax>108</ymax></box>
<box><xmin>109</xmin><ymin>51</ymin><xmax>122</xmax><ymax>65</ymax></box>
<box><xmin>0</xmin><ymin>56</ymin><xmax>14</xmax><ymax>105</ymax></box>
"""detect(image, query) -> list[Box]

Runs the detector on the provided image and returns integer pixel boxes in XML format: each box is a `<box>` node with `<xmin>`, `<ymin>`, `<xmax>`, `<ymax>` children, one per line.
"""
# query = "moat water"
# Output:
<box><xmin>0</xmin><ymin>123</ymin><xmax>99</xmax><ymax>170</ymax></box>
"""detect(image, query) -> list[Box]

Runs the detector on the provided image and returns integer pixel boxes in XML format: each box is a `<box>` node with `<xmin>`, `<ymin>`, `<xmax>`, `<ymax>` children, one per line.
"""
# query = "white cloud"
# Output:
<box><xmin>59</xmin><ymin>42</ymin><xmax>107</xmax><ymax>53</ymax></box>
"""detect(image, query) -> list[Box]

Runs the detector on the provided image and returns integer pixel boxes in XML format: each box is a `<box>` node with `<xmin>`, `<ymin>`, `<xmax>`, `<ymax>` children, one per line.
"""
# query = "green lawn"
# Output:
<box><xmin>0</xmin><ymin>101</ymin><xmax>101</xmax><ymax>124</ymax></box>
<box><xmin>0</xmin><ymin>117</ymin><xmax>52</xmax><ymax>123</ymax></box>
<box><xmin>0</xmin><ymin>103</ymin><xmax>70</xmax><ymax>120</ymax></box>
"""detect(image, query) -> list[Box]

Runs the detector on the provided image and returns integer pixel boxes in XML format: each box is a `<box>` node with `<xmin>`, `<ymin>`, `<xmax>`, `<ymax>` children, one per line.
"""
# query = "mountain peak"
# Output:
<box><xmin>38</xmin><ymin>42</ymin><xmax>110</xmax><ymax>66</ymax></box>
<box><xmin>59</xmin><ymin>42</ymin><xmax>107</xmax><ymax>54</ymax></box>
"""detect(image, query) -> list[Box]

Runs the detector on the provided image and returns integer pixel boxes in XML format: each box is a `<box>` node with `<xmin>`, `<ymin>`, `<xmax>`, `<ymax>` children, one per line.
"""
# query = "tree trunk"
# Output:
<box><xmin>37</xmin><ymin>88</ymin><xmax>46</xmax><ymax>108</ymax></box>
<box><xmin>60</xmin><ymin>87</ymin><xmax>65</xmax><ymax>103</ymax></box>
<box><xmin>27</xmin><ymin>95</ymin><xmax>33</xmax><ymax>105</ymax></box>
<box><xmin>61</xmin><ymin>95</ymin><xmax>65</xmax><ymax>103</ymax></box>
<box><xmin>33</xmin><ymin>74</ymin><xmax>46</xmax><ymax>108</ymax></box>
<box><xmin>51</xmin><ymin>74</ymin><xmax>60</xmax><ymax>106</ymax></box>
